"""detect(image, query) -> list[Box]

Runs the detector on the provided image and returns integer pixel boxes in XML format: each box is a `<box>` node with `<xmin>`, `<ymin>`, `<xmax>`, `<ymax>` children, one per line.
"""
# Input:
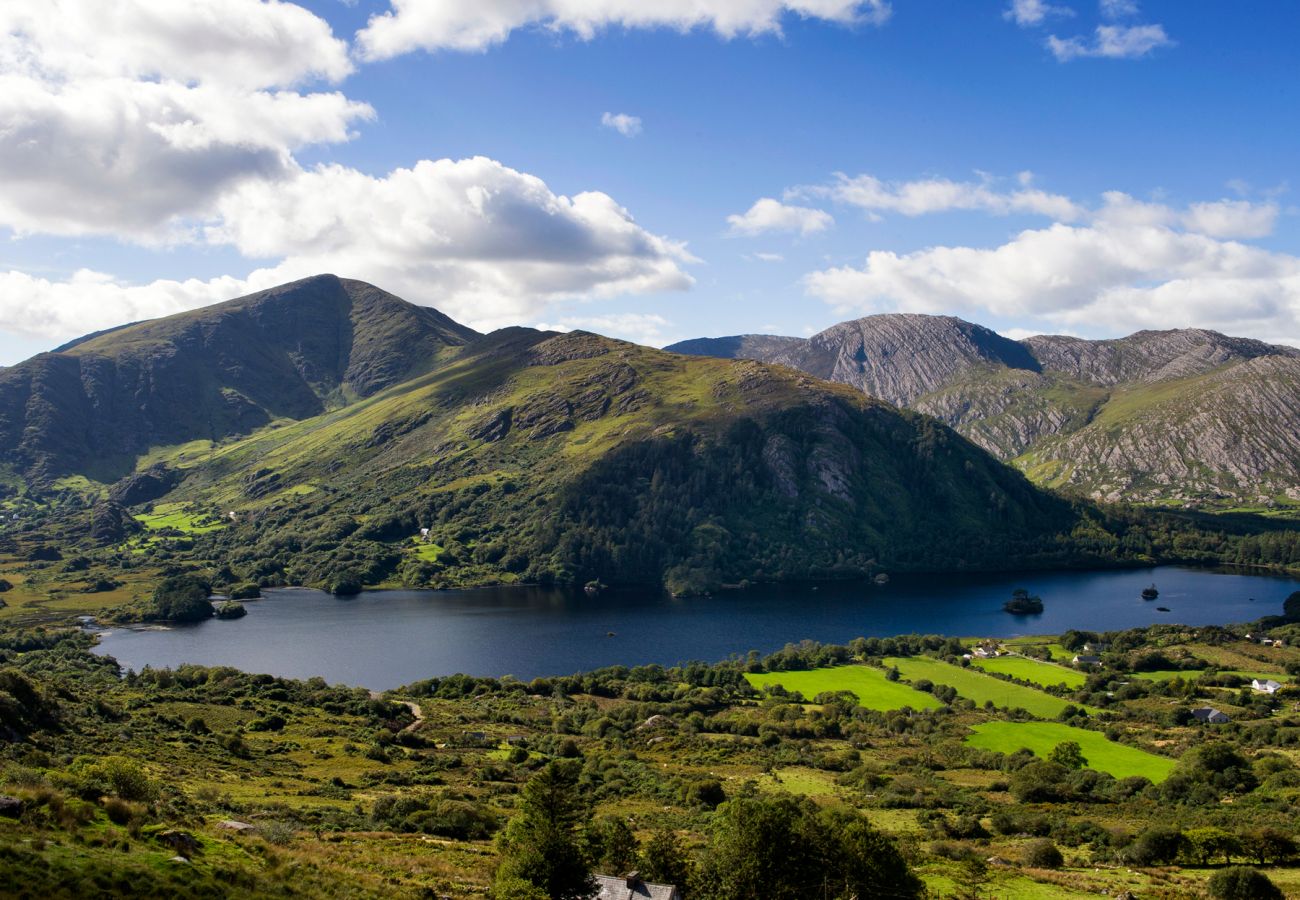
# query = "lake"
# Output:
<box><xmin>91</xmin><ymin>565</ymin><xmax>1299</xmax><ymax>690</ymax></box>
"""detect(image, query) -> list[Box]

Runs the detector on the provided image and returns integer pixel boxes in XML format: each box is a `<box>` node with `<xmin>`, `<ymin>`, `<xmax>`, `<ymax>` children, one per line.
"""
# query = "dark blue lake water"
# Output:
<box><xmin>91</xmin><ymin>566</ymin><xmax>1299</xmax><ymax>690</ymax></box>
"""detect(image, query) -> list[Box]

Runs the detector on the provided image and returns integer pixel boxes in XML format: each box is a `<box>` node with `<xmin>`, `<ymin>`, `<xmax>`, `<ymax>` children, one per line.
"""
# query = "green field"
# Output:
<box><xmin>744</xmin><ymin>665</ymin><xmax>943</xmax><ymax>711</ymax></box>
<box><xmin>1132</xmin><ymin>669</ymin><xmax>1290</xmax><ymax>683</ymax></box>
<box><xmin>133</xmin><ymin>504</ymin><xmax>226</xmax><ymax>534</ymax></box>
<box><xmin>965</xmin><ymin>721</ymin><xmax>1176</xmax><ymax>782</ymax></box>
<box><xmin>971</xmin><ymin>655</ymin><xmax>1087</xmax><ymax>689</ymax></box>
<box><xmin>884</xmin><ymin>657</ymin><xmax>1093</xmax><ymax>718</ymax></box>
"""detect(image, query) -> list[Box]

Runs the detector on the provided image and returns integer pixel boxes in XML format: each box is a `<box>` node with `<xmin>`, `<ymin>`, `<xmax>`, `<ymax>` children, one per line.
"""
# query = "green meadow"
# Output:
<box><xmin>971</xmin><ymin>655</ymin><xmax>1087</xmax><ymax>689</ymax></box>
<box><xmin>743</xmin><ymin>665</ymin><xmax>943</xmax><ymax>711</ymax></box>
<box><xmin>1131</xmin><ymin>669</ymin><xmax>1290</xmax><ymax>683</ymax></box>
<box><xmin>133</xmin><ymin>503</ymin><xmax>226</xmax><ymax>534</ymax></box>
<box><xmin>965</xmin><ymin>721</ymin><xmax>1176</xmax><ymax>782</ymax></box>
<box><xmin>884</xmin><ymin>657</ymin><xmax>1094</xmax><ymax>718</ymax></box>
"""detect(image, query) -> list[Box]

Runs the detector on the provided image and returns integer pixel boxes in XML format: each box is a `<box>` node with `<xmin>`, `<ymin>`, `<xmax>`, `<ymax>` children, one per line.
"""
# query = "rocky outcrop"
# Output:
<box><xmin>109</xmin><ymin>465</ymin><xmax>182</xmax><ymax>506</ymax></box>
<box><xmin>1023</xmin><ymin>329</ymin><xmax>1295</xmax><ymax>385</ymax></box>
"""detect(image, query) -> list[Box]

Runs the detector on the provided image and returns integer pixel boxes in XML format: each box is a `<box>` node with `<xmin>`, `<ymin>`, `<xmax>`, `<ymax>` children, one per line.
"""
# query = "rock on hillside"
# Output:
<box><xmin>1021</xmin><ymin>355</ymin><xmax>1300</xmax><ymax>503</ymax></box>
<box><xmin>1023</xmin><ymin>329</ymin><xmax>1295</xmax><ymax>385</ymax></box>
<box><xmin>0</xmin><ymin>275</ymin><xmax>478</xmax><ymax>480</ymax></box>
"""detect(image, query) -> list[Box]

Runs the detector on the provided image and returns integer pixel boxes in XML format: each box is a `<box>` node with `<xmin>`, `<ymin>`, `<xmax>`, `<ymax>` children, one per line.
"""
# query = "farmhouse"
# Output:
<box><xmin>1072</xmin><ymin>654</ymin><xmax>1102</xmax><ymax>667</ymax></box>
<box><xmin>592</xmin><ymin>872</ymin><xmax>682</xmax><ymax>900</ymax></box>
<box><xmin>1191</xmin><ymin>707</ymin><xmax>1230</xmax><ymax>724</ymax></box>
<box><xmin>1252</xmin><ymin>679</ymin><xmax>1283</xmax><ymax>694</ymax></box>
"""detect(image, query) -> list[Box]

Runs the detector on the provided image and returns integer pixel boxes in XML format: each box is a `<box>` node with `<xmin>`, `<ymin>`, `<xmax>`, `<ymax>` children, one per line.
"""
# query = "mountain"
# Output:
<box><xmin>0</xmin><ymin>275</ymin><xmax>478</xmax><ymax>482</ymax></box>
<box><xmin>667</xmin><ymin>318</ymin><xmax>1300</xmax><ymax>507</ymax></box>
<box><xmin>163</xmin><ymin>325</ymin><xmax>1088</xmax><ymax>594</ymax></box>
<box><xmin>0</xmin><ymin>277</ymin><xmax>1136</xmax><ymax>598</ymax></box>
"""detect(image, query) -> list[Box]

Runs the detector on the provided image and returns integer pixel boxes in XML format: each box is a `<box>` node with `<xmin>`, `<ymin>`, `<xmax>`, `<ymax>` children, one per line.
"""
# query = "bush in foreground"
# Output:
<box><xmin>1208</xmin><ymin>866</ymin><xmax>1284</xmax><ymax>900</ymax></box>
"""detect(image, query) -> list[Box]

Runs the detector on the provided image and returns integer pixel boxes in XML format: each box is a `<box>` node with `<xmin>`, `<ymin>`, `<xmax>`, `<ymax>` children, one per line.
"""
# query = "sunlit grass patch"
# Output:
<box><xmin>972</xmin><ymin>655</ymin><xmax>1086</xmax><ymax>689</ymax></box>
<box><xmin>743</xmin><ymin>665</ymin><xmax>942</xmax><ymax>711</ymax></box>
<box><xmin>884</xmin><ymin>656</ymin><xmax>1094</xmax><ymax>718</ymax></box>
<box><xmin>965</xmin><ymin>721</ymin><xmax>1175</xmax><ymax>782</ymax></box>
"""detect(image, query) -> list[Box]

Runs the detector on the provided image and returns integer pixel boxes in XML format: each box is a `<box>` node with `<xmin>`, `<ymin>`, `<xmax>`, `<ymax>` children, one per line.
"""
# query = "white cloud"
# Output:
<box><xmin>601</xmin><ymin>112</ymin><xmax>643</xmax><ymax>137</ymax></box>
<box><xmin>0</xmin><ymin>76</ymin><xmax>371</xmax><ymax>237</ymax></box>
<box><xmin>803</xmin><ymin>220</ymin><xmax>1300</xmax><ymax>343</ymax></box>
<box><xmin>727</xmin><ymin>198</ymin><xmax>834</xmax><ymax>236</ymax></box>
<box><xmin>535</xmin><ymin>313</ymin><xmax>675</xmax><ymax>347</ymax></box>
<box><xmin>805</xmin><ymin>173</ymin><xmax>1087</xmax><ymax>221</ymax></box>
<box><xmin>1099</xmin><ymin>0</ymin><xmax>1140</xmax><ymax>19</ymax></box>
<box><xmin>1182</xmin><ymin>199</ymin><xmax>1279</xmax><ymax>240</ymax></box>
<box><xmin>1004</xmin><ymin>0</ymin><xmax>1073</xmax><ymax>27</ymax></box>
<box><xmin>1048</xmin><ymin>23</ymin><xmax>1172</xmax><ymax>60</ymax></box>
<box><xmin>792</xmin><ymin>173</ymin><xmax>1279</xmax><ymax>242</ymax></box>
<box><xmin>1</xmin><ymin>156</ymin><xmax>697</xmax><ymax>340</ymax></box>
<box><xmin>0</xmin><ymin>0</ymin><xmax>370</xmax><ymax>238</ymax></box>
<box><xmin>355</xmin><ymin>0</ymin><xmax>891</xmax><ymax>58</ymax></box>
<box><xmin>0</xmin><ymin>0</ymin><xmax>353</xmax><ymax>90</ymax></box>
<box><xmin>753</xmin><ymin>252</ymin><xmax>786</xmax><ymax>262</ymax></box>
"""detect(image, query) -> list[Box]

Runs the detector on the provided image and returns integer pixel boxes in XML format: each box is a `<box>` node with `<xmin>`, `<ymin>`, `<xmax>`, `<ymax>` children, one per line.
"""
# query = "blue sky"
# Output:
<box><xmin>1</xmin><ymin>0</ymin><xmax>1298</xmax><ymax>363</ymax></box>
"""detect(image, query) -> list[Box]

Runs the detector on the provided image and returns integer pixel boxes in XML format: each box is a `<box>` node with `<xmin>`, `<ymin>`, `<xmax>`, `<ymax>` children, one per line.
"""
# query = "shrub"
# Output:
<box><xmin>1208</xmin><ymin>866</ymin><xmax>1284</xmax><ymax>900</ymax></box>
<box><xmin>1024</xmin><ymin>839</ymin><xmax>1064</xmax><ymax>869</ymax></box>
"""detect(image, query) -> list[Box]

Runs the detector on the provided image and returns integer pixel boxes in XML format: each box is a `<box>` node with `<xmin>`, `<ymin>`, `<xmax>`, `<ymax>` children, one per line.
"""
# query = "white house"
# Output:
<box><xmin>1073</xmin><ymin>654</ymin><xmax>1102</xmax><ymax>667</ymax></box>
<box><xmin>1252</xmin><ymin>678</ymin><xmax>1283</xmax><ymax>694</ymax></box>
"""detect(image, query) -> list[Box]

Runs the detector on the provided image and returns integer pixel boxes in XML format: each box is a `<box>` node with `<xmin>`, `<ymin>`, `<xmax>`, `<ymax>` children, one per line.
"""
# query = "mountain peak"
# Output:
<box><xmin>0</xmin><ymin>276</ymin><xmax>480</xmax><ymax>480</ymax></box>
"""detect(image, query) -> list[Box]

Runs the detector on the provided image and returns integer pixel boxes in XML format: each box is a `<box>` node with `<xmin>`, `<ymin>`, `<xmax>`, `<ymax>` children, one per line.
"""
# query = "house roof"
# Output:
<box><xmin>593</xmin><ymin>874</ymin><xmax>679</xmax><ymax>900</ymax></box>
<box><xmin>1191</xmin><ymin>707</ymin><xmax>1228</xmax><ymax>722</ymax></box>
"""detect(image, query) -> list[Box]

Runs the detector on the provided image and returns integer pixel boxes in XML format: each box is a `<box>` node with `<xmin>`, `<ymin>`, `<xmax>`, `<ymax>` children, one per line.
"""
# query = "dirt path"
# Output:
<box><xmin>369</xmin><ymin>691</ymin><xmax>425</xmax><ymax>733</ymax></box>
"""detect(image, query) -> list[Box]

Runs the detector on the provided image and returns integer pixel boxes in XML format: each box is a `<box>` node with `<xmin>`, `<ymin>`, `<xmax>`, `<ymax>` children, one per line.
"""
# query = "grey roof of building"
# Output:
<box><xmin>592</xmin><ymin>874</ymin><xmax>679</xmax><ymax>900</ymax></box>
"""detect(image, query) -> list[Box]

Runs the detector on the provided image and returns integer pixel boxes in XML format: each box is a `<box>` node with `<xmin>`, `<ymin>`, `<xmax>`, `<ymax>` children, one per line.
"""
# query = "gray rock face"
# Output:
<box><xmin>1023</xmin><ymin>329</ymin><xmax>1295</xmax><ymax>385</ymax></box>
<box><xmin>668</xmin><ymin>315</ymin><xmax>1300</xmax><ymax>505</ymax></box>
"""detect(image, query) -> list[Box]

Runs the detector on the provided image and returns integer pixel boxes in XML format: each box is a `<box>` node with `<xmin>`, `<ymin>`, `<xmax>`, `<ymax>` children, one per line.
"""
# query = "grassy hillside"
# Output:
<box><xmin>3</xmin><ymin>622</ymin><xmax>1300</xmax><ymax>898</ymax></box>
<box><xmin>138</xmin><ymin>327</ymin><xmax>1088</xmax><ymax>596</ymax></box>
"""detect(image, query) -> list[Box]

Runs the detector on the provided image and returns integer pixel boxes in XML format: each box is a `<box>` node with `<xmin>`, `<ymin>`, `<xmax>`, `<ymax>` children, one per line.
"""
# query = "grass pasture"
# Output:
<box><xmin>134</xmin><ymin>503</ymin><xmax>226</xmax><ymax>534</ymax></box>
<box><xmin>965</xmin><ymin>721</ymin><xmax>1176</xmax><ymax>782</ymax></box>
<box><xmin>971</xmin><ymin>655</ymin><xmax>1087</xmax><ymax>689</ymax></box>
<box><xmin>884</xmin><ymin>657</ymin><xmax>1094</xmax><ymax>718</ymax></box>
<box><xmin>1131</xmin><ymin>669</ymin><xmax>1290</xmax><ymax>683</ymax></box>
<box><xmin>743</xmin><ymin>665</ymin><xmax>943</xmax><ymax>711</ymax></box>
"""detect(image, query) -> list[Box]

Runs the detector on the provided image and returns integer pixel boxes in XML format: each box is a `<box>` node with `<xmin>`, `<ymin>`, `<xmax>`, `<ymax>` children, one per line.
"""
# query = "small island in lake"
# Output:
<box><xmin>1142</xmin><ymin>583</ymin><xmax>1160</xmax><ymax>600</ymax></box>
<box><xmin>1002</xmin><ymin>587</ymin><xmax>1044</xmax><ymax>614</ymax></box>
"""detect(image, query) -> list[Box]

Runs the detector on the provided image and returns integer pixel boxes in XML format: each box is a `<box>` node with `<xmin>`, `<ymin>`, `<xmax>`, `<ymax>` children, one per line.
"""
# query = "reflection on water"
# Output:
<box><xmin>92</xmin><ymin>565</ymin><xmax>1299</xmax><ymax>690</ymax></box>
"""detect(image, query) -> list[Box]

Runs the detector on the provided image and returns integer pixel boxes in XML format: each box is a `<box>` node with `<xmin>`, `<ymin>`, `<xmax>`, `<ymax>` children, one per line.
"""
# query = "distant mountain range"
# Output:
<box><xmin>668</xmin><ymin>317</ymin><xmax>1300</xmax><ymax>507</ymax></box>
<box><xmin>2</xmin><ymin>276</ymin><xmax>1297</xmax><ymax>596</ymax></box>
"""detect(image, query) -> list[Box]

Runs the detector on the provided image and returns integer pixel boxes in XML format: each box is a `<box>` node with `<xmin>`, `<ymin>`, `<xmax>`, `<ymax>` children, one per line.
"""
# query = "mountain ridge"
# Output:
<box><xmin>0</xmin><ymin>275</ymin><xmax>478</xmax><ymax>481</ymax></box>
<box><xmin>667</xmin><ymin>315</ymin><xmax>1300</xmax><ymax>506</ymax></box>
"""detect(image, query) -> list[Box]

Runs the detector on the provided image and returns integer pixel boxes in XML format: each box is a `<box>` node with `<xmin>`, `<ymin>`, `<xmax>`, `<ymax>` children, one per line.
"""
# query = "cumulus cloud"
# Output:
<box><xmin>0</xmin><ymin>0</ymin><xmax>370</xmax><ymax>237</ymax></box>
<box><xmin>1048</xmin><ymin>23</ymin><xmax>1172</xmax><ymax>60</ymax></box>
<box><xmin>1004</xmin><ymin>0</ymin><xmax>1073</xmax><ymax>27</ymax></box>
<box><xmin>786</xmin><ymin>173</ymin><xmax>1278</xmax><ymax>242</ymax></box>
<box><xmin>802</xmin><ymin>173</ymin><xmax>1087</xmax><ymax>221</ymax></box>
<box><xmin>727</xmin><ymin>198</ymin><xmax>834</xmax><ymax>236</ymax></box>
<box><xmin>601</xmin><ymin>112</ymin><xmax>643</xmax><ymax>137</ymax></box>
<box><xmin>355</xmin><ymin>0</ymin><xmax>891</xmax><ymax>58</ymax></box>
<box><xmin>0</xmin><ymin>77</ymin><xmax>371</xmax><ymax>237</ymax></box>
<box><xmin>1</xmin><ymin>157</ymin><xmax>696</xmax><ymax>340</ymax></box>
<box><xmin>804</xmin><ymin>219</ymin><xmax>1300</xmax><ymax>343</ymax></box>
